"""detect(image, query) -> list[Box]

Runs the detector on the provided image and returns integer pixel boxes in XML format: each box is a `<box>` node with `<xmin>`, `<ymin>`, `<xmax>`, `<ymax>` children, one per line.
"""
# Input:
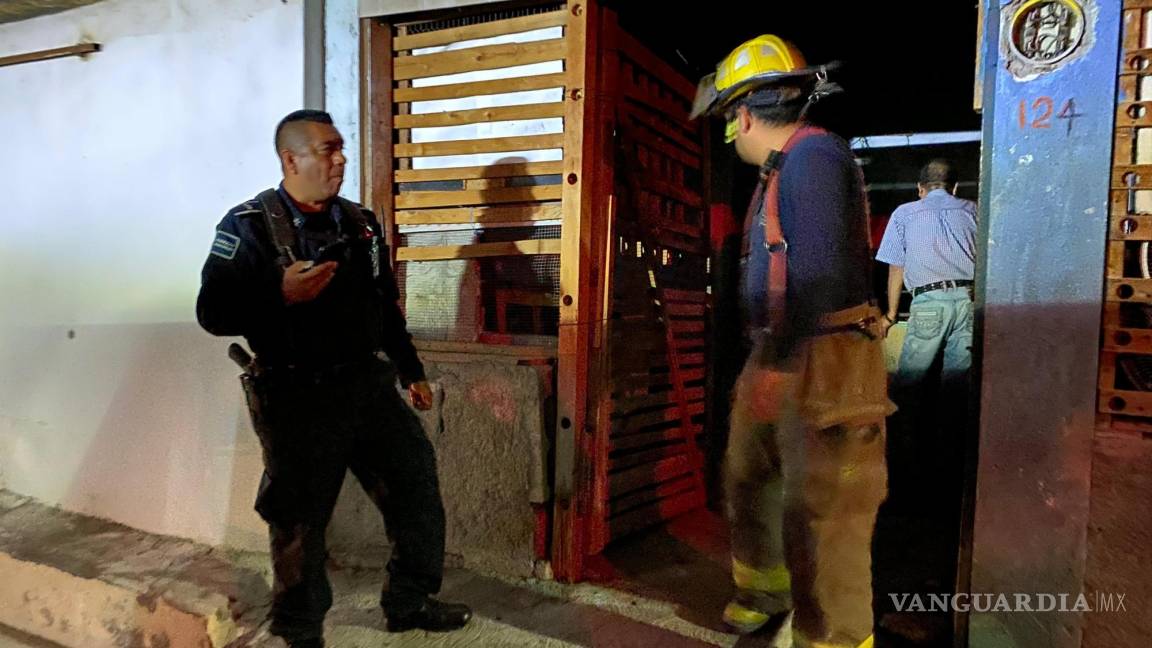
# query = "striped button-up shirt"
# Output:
<box><xmin>876</xmin><ymin>189</ymin><xmax>977</xmax><ymax>291</ymax></box>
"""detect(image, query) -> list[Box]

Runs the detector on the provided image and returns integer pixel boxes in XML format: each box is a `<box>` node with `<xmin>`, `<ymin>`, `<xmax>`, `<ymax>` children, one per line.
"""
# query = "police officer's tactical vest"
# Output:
<box><xmin>255</xmin><ymin>188</ymin><xmax>382</xmax><ymax>280</ymax></box>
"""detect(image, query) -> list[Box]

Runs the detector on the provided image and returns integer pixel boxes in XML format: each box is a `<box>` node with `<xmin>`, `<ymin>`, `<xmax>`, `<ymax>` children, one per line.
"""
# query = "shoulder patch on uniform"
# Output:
<box><xmin>210</xmin><ymin>230</ymin><xmax>241</xmax><ymax>260</ymax></box>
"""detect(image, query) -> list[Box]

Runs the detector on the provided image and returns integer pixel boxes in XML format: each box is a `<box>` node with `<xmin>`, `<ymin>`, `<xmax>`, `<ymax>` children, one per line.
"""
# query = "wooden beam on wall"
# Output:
<box><xmin>552</xmin><ymin>0</ymin><xmax>604</xmax><ymax>583</ymax></box>
<box><xmin>0</xmin><ymin>43</ymin><xmax>100</xmax><ymax>68</ymax></box>
<box><xmin>360</xmin><ymin>18</ymin><xmax>396</xmax><ymax>251</ymax></box>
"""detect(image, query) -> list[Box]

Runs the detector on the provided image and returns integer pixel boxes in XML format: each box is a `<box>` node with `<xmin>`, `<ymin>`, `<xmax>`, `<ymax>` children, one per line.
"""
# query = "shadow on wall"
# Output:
<box><xmin>323</xmin><ymin>159</ymin><xmax>556</xmax><ymax>576</ymax></box>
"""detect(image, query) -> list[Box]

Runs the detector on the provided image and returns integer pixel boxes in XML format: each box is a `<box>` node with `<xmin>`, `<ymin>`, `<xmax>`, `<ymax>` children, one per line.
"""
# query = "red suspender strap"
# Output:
<box><xmin>761</xmin><ymin>125</ymin><xmax>827</xmax><ymax>333</ymax></box>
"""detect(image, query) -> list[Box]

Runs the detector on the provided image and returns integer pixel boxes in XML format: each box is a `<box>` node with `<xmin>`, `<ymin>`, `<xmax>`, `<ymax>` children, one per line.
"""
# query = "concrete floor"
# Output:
<box><xmin>588</xmin><ymin>504</ymin><xmax>961</xmax><ymax>648</ymax></box>
<box><xmin>0</xmin><ymin>624</ymin><xmax>61</xmax><ymax>648</ymax></box>
<box><xmin>235</xmin><ymin>564</ymin><xmax>760</xmax><ymax>648</ymax></box>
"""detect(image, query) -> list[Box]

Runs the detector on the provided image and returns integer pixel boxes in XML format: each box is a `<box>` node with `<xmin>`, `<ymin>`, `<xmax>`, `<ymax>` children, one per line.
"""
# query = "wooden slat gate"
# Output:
<box><xmin>362</xmin><ymin>1</ymin><xmax>710</xmax><ymax>579</ymax></box>
<box><xmin>585</xmin><ymin>14</ymin><xmax>711</xmax><ymax>554</ymax></box>
<box><xmin>363</xmin><ymin>4</ymin><xmax>573</xmax><ymax>344</ymax></box>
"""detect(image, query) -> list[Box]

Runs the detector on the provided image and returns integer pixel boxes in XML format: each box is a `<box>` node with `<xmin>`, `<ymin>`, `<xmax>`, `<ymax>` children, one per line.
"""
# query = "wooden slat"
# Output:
<box><xmin>609</xmin><ymin>489</ymin><xmax>705</xmax><ymax>539</ymax></box>
<box><xmin>611</xmin><ymin>391</ymin><xmax>680</xmax><ymax>418</ymax></box>
<box><xmin>669</xmin><ymin>320</ymin><xmax>705</xmax><ymax>335</ymax></box>
<box><xmin>1102</xmin><ymin>415</ymin><xmax>1152</xmax><ymax>436</ymax></box>
<box><xmin>671</xmin><ymin>337</ymin><xmax>708</xmax><ymax>351</ymax></box>
<box><xmin>677</xmin><ymin>368</ymin><xmax>705</xmax><ymax>383</ymax></box>
<box><xmin>361</xmin><ymin>19</ymin><xmax>395</xmax><ymax>247</ymax></box>
<box><xmin>395</xmin><ymin>202</ymin><xmax>562</xmax><ymax>225</ymax></box>
<box><xmin>661</xmin><ymin>288</ymin><xmax>708</xmax><ymax>304</ymax></box>
<box><xmin>1103</xmin><ymin>302</ymin><xmax>1124</xmax><ymax>328</ymax></box>
<box><xmin>654</xmin><ymin>229</ymin><xmax>709</xmax><ymax>255</ymax></box>
<box><xmin>625</xmin><ymin>127</ymin><xmax>701</xmax><ymax>169</ymax></box>
<box><xmin>1125</xmin><ymin>0</ymin><xmax>1152</xmax><ymax>11</ymax></box>
<box><xmin>680</xmin><ymin>387</ymin><xmax>705</xmax><ymax>402</ymax></box>
<box><xmin>394</xmin><ymin>73</ymin><xmax>566</xmax><ymax>103</ymax></box>
<box><xmin>395</xmin><ymin>102</ymin><xmax>565</xmax><ymax>128</ymax></box>
<box><xmin>394</xmin><ymin>39</ymin><xmax>566</xmax><ymax>81</ymax></box>
<box><xmin>614</xmin><ymin>28</ymin><xmax>697</xmax><ymax>100</ymax></box>
<box><xmin>1124</xmin><ymin>8</ymin><xmax>1144</xmax><ymax>56</ymax></box>
<box><xmin>395</xmin><ymin>239</ymin><xmax>561</xmax><ymax>261</ymax></box>
<box><xmin>611</xmin><ymin>372</ymin><xmax>673</xmax><ymax>394</ymax></box>
<box><xmin>608</xmin><ymin>474</ymin><xmax>697</xmax><ymax>516</ymax></box>
<box><xmin>1108</xmin><ymin>241</ymin><xmax>1127</xmax><ymax>279</ymax></box>
<box><xmin>639</xmin><ymin>175</ymin><xmax>704</xmax><ymax>208</ymax></box>
<box><xmin>1104</xmin><ymin>327</ymin><xmax>1152</xmax><ymax>353</ymax></box>
<box><xmin>1116</xmin><ymin>102</ymin><xmax>1152</xmax><ymax>128</ymax></box>
<box><xmin>643</xmin><ymin>211</ymin><xmax>703</xmax><ymax>237</ymax></box>
<box><xmin>396</xmin><ymin>25</ymin><xmax>413</xmax><ymax>175</ymax></box>
<box><xmin>1119</xmin><ymin>75</ymin><xmax>1140</xmax><ymax>105</ymax></box>
<box><xmin>608</xmin><ymin>332</ymin><xmax>668</xmax><ymax>355</ymax></box>
<box><xmin>394</xmin><ymin>11</ymin><xmax>568</xmax><ymax>51</ymax></box>
<box><xmin>611</xmin><ymin>405</ymin><xmax>680</xmax><ymax>434</ymax></box>
<box><xmin>1106</xmin><ymin>278</ymin><xmax>1152</xmax><ymax>302</ymax></box>
<box><xmin>414</xmin><ymin>339</ymin><xmax>557</xmax><ymax>358</ymax></box>
<box><xmin>609</xmin><ymin>454</ymin><xmax>697</xmax><ymax>498</ymax></box>
<box><xmin>395</xmin><ymin>185</ymin><xmax>563</xmax><ymax>209</ymax></box>
<box><xmin>396</xmin><ymin>161</ymin><xmax>563</xmax><ymax>183</ymax></box>
<box><xmin>462</xmin><ymin>178</ymin><xmax>509</xmax><ymax>191</ymax></box>
<box><xmin>1111</xmin><ymin>214</ymin><xmax>1152</xmax><ymax>240</ymax></box>
<box><xmin>1100</xmin><ymin>389</ymin><xmax>1152</xmax><ymax>416</ymax></box>
<box><xmin>1112</xmin><ymin>189</ymin><xmax>1133</xmax><ymax>219</ymax></box>
<box><xmin>1112</xmin><ymin>165</ymin><xmax>1152</xmax><ymax>189</ymax></box>
<box><xmin>677</xmin><ymin>352</ymin><xmax>705</xmax><ymax>366</ymax></box>
<box><xmin>395</xmin><ymin>133</ymin><xmax>563</xmax><ymax>158</ymax></box>
<box><xmin>1101</xmin><ymin>351</ymin><xmax>1119</xmax><ymax>391</ymax></box>
<box><xmin>1121</xmin><ymin>48</ymin><xmax>1152</xmax><ymax>75</ymax></box>
<box><xmin>552</xmin><ymin>0</ymin><xmax>601</xmax><ymax>583</ymax></box>
<box><xmin>622</xmin><ymin>104</ymin><xmax>701</xmax><ymax>155</ymax></box>
<box><xmin>665</xmin><ymin>303</ymin><xmax>706</xmax><ymax>317</ymax></box>
<box><xmin>611</xmin><ymin>443</ymin><xmax>695</xmax><ymax>473</ymax></box>
<box><xmin>624</xmin><ymin>88</ymin><xmax>692</xmax><ymax>131</ymax></box>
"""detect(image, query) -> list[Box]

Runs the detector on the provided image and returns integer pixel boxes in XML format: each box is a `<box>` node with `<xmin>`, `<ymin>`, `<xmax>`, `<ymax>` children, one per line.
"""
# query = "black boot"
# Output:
<box><xmin>385</xmin><ymin>598</ymin><xmax>472</xmax><ymax>633</ymax></box>
<box><xmin>286</xmin><ymin>639</ymin><xmax>325</xmax><ymax>648</ymax></box>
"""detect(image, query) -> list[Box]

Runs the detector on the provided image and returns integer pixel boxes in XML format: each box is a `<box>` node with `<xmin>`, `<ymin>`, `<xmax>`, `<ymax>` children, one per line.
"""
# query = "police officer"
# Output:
<box><xmin>197</xmin><ymin>110</ymin><xmax>470</xmax><ymax>648</ymax></box>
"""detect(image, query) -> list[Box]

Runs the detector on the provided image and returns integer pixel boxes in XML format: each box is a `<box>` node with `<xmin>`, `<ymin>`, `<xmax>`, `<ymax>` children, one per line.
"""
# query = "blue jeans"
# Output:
<box><xmin>896</xmin><ymin>287</ymin><xmax>974</xmax><ymax>390</ymax></box>
<box><xmin>890</xmin><ymin>287</ymin><xmax>973</xmax><ymax>513</ymax></box>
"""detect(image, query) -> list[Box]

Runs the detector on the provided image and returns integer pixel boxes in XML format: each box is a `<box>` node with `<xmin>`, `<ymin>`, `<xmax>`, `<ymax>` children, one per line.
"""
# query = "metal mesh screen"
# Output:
<box><xmin>395</xmin><ymin>225</ymin><xmax>561</xmax><ymax>341</ymax></box>
<box><xmin>402</xmin><ymin>3</ymin><xmax>566</xmax><ymax>34</ymax></box>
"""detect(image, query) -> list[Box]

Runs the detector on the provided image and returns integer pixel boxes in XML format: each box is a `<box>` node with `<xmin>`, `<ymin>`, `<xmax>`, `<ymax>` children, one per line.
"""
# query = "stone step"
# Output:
<box><xmin>0</xmin><ymin>491</ymin><xmax>268</xmax><ymax>648</ymax></box>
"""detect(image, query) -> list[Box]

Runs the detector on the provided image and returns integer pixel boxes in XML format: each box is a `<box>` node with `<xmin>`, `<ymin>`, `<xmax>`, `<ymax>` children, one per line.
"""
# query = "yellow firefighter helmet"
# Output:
<box><xmin>690</xmin><ymin>34</ymin><xmax>837</xmax><ymax>121</ymax></box>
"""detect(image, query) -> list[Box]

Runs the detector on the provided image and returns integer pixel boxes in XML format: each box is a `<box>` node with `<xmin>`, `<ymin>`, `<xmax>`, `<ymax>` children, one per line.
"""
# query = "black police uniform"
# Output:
<box><xmin>196</xmin><ymin>187</ymin><xmax>445</xmax><ymax>643</ymax></box>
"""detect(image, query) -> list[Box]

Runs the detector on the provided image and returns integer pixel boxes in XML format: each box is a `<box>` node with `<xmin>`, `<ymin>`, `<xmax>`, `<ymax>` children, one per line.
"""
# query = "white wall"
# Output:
<box><xmin>324</xmin><ymin>0</ymin><xmax>361</xmax><ymax>201</ymax></box>
<box><xmin>0</xmin><ymin>0</ymin><xmax>304</xmax><ymax>551</ymax></box>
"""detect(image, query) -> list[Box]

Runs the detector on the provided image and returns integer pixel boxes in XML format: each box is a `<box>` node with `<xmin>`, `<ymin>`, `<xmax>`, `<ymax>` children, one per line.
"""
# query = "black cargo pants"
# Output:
<box><xmin>243</xmin><ymin>356</ymin><xmax>445</xmax><ymax>642</ymax></box>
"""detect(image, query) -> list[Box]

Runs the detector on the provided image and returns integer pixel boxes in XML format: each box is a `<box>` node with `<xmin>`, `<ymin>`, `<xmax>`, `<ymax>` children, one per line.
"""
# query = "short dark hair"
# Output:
<box><xmin>274</xmin><ymin>109</ymin><xmax>334</xmax><ymax>152</ymax></box>
<box><xmin>740</xmin><ymin>83</ymin><xmax>808</xmax><ymax>127</ymax></box>
<box><xmin>919</xmin><ymin>158</ymin><xmax>958</xmax><ymax>189</ymax></box>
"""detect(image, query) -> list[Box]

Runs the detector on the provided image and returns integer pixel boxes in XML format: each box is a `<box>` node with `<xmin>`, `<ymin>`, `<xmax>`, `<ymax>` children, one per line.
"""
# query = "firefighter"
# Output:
<box><xmin>692</xmin><ymin>36</ymin><xmax>894</xmax><ymax>648</ymax></box>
